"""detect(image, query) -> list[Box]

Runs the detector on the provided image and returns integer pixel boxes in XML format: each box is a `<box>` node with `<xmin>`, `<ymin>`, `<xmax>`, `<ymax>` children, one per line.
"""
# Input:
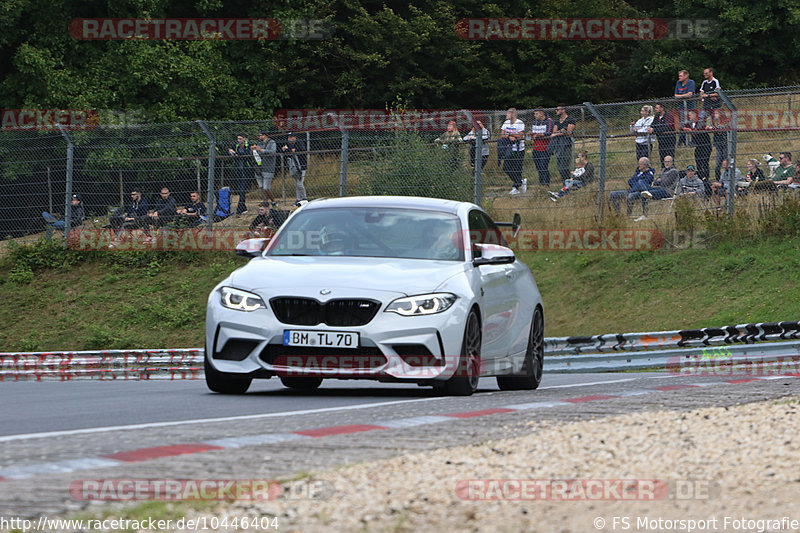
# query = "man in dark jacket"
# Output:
<box><xmin>649</xmin><ymin>103</ymin><xmax>676</xmax><ymax>168</ymax></box>
<box><xmin>149</xmin><ymin>187</ymin><xmax>177</xmax><ymax>227</ymax></box>
<box><xmin>609</xmin><ymin>157</ymin><xmax>655</xmax><ymax>218</ymax></box>
<box><xmin>280</xmin><ymin>132</ymin><xmax>308</xmax><ymax>206</ymax></box>
<box><xmin>228</xmin><ymin>134</ymin><xmax>253</xmax><ymax>215</ymax></box>
<box><xmin>177</xmin><ymin>191</ymin><xmax>207</xmax><ymax>228</ymax></box>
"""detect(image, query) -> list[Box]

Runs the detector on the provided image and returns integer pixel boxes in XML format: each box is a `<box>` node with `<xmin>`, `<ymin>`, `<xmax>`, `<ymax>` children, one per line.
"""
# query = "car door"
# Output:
<box><xmin>468</xmin><ymin>210</ymin><xmax>514</xmax><ymax>359</ymax></box>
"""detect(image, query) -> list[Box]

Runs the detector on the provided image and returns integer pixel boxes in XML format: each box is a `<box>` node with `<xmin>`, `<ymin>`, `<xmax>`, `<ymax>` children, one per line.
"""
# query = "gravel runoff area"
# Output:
<box><xmin>205</xmin><ymin>395</ymin><xmax>800</xmax><ymax>533</ymax></box>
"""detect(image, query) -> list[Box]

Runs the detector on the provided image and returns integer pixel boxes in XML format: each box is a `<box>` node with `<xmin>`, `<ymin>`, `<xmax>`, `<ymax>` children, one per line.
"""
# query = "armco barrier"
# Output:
<box><xmin>2</xmin><ymin>321</ymin><xmax>799</xmax><ymax>380</ymax></box>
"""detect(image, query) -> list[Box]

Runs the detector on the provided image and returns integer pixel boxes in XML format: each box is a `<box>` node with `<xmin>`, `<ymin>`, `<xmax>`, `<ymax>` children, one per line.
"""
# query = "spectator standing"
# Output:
<box><xmin>177</xmin><ymin>191</ymin><xmax>207</xmax><ymax>228</ymax></box>
<box><xmin>609</xmin><ymin>157</ymin><xmax>655</xmax><ymax>219</ymax></box>
<box><xmin>463</xmin><ymin>119</ymin><xmax>490</xmax><ymax>170</ymax></box>
<box><xmin>435</xmin><ymin>120</ymin><xmax>462</xmax><ymax>171</ymax></box>
<box><xmin>699</xmin><ymin>67</ymin><xmax>722</xmax><ymax>125</ymax></box>
<box><xmin>149</xmin><ymin>187</ymin><xmax>177</xmax><ymax>228</ymax></box>
<box><xmin>228</xmin><ymin>134</ymin><xmax>252</xmax><ymax>215</ymax></box>
<box><xmin>530</xmin><ymin>109</ymin><xmax>554</xmax><ymax>186</ymax></box>
<box><xmin>685</xmin><ymin>117</ymin><xmax>712</xmax><ymax>181</ymax></box>
<box><xmin>500</xmin><ymin>108</ymin><xmax>526</xmax><ymax>194</ymax></box>
<box><xmin>630</xmin><ymin>105</ymin><xmax>655</xmax><ymax>161</ymax></box>
<box><xmin>280</xmin><ymin>132</ymin><xmax>309</xmax><ymax>206</ymax></box>
<box><xmin>252</xmin><ymin>130</ymin><xmax>278</xmax><ymax>205</ymax></box>
<box><xmin>674</xmin><ymin>69</ymin><xmax>696</xmax><ymax>145</ymax></box>
<box><xmin>650</xmin><ymin>103</ymin><xmax>676</xmax><ymax>167</ymax></box>
<box><xmin>713</xmin><ymin>127</ymin><xmax>728</xmax><ymax>180</ymax></box>
<box><xmin>550</xmin><ymin>105</ymin><xmax>576</xmax><ymax>183</ymax></box>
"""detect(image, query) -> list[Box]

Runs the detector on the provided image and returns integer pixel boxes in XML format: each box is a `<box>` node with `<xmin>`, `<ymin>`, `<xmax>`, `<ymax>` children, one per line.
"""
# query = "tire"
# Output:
<box><xmin>497</xmin><ymin>306</ymin><xmax>544</xmax><ymax>391</ymax></box>
<box><xmin>280</xmin><ymin>377</ymin><xmax>323</xmax><ymax>390</ymax></box>
<box><xmin>204</xmin><ymin>351</ymin><xmax>252</xmax><ymax>394</ymax></box>
<box><xmin>444</xmin><ymin>308</ymin><xmax>482</xmax><ymax>396</ymax></box>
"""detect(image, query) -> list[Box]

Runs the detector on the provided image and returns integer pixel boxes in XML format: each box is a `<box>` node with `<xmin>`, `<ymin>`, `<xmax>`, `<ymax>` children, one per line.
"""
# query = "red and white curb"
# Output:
<box><xmin>0</xmin><ymin>375</ymin><xmax>796</xmax><ymax>482</ymax></box>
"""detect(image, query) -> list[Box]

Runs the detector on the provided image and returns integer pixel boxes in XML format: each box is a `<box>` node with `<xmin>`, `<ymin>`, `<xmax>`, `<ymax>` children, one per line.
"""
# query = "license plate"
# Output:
<box><xmin>283</xmin><ymin>330</ymin><xmax>359</xmax><ymax>348</ymax></box>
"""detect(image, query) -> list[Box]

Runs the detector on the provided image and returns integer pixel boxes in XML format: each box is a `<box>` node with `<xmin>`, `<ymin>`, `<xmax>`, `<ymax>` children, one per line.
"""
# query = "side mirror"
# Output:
<box><xmin>472</xmin><ymin>243</ymin><xmax>516</xmax><ymax>266</ymax></box>
<box><xmin>235</xmin><ymin>238</ymin><xmax>270</xmax><ymax>258</ymax></box>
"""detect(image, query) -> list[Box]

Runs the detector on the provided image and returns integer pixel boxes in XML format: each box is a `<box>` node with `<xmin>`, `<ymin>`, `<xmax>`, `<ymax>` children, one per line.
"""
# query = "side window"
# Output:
<box><xmin>468</xmin><ymin>210</ymin><xmax>488</xmax><ymax>257</ymax></box>
<box><xmin>480</xmin><ymin>212</ymin><xmax>508</xmax><ymax>247</ymax></box>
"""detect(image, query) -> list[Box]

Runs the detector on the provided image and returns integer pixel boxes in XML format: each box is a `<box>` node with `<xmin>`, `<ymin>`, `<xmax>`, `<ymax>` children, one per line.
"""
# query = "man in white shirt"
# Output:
<box><xmin>501</xmin><ymin>108</ymin><xmax>526</xmax><ymax>195</ymax></box>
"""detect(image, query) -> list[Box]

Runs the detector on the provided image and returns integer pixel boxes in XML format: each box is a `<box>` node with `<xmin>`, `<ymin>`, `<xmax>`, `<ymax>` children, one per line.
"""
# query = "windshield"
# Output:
<box><xmin>267</xmin><ymin>207</ymin><xmax>464</xmax><ymax>261</ymax></box>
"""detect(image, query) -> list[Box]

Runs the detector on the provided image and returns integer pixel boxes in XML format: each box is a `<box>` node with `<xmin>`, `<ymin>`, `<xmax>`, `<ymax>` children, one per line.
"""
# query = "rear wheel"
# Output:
<box><xmin>444</xmin><ymin>308</ymin><xmax>482</xmax><ymax>396</ymax></box>
<box><xmin>280</xmin><ymin>377</ymin><xmax>323</xmax><ymax>390</ymax></box>
<box><xmin>204</xmin><ymin>349</ymin><xmax>252</xmax><ymax>394</ymax></box>
<box><xmin>497</xmin><ymin>306</ymin><xmax>544</xmax><ymax>391</ymax></box>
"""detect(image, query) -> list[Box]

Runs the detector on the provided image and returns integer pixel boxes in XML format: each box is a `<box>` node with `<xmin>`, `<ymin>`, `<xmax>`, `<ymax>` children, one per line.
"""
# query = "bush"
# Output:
<box><xmin>358</xmin><ymin>131</ymin><xmax>474</xmax><ymax>201</ymax></box>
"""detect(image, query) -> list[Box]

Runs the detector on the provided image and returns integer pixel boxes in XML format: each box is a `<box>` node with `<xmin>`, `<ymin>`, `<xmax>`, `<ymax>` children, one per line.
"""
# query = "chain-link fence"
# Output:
<box><xmin>2</xmin><ymin>86</ymin><xmax>800</xmax><ymax>247</ymax></box>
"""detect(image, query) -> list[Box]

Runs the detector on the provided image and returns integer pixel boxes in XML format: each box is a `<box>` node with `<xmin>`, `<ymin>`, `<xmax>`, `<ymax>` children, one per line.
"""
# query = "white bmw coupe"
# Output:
<box><xmin>205</xmin><ymin>196</ymin><xmax>544</xmax><ymax>396</ymax></box>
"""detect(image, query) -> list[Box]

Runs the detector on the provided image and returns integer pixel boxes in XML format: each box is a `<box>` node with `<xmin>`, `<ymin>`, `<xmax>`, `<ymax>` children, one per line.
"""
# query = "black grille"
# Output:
<box><xmin>213</xmin><ymin>339</ymin><xmax>258</xmax><ymax>361</ymax></box>
<box><xmin>270</xmin><ymin>297</ymin><xmax>381</xmax><ymax>326</ymax></box>
<box><xmin>259</xmin><ymin>345</ymin><xmax>386</xmax><ymax>369</ymax></box>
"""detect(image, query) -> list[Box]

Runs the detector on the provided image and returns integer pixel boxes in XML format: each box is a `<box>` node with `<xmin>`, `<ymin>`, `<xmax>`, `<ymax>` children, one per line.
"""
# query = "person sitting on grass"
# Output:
<box><xmin>248</xmin><ymin>202</ymin><xmax>273</xmax><ymax>237</ymax></box>
<box><xmin>711</xmin><ymin>159</ymin><xmax>744</xmax><ymax>207</ymax></box>
<box><xmin>549</xmin><ymin>152</ymin><xmax>593</xmax><ymax>201</ymax></box>
<box><xmin>42</xmin><ymin>194</ymin><xmax>85</xmax><ymax>238</ymax></box>
<box><xmin>609</xmin><ymin>156</ymin><xmax>655</xmax><ymax>220</ymax></box>
<box><xmin>176</xmin><ymin>191</ymin><xmax>207</xmax><ymax>228</ymax></box>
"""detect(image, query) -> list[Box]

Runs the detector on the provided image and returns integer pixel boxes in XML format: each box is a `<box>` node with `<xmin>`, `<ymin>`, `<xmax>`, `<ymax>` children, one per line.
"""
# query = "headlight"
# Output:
<box><xmin>385</xmin><ymin>293</ymin><xmax>457</xmax><ymax>316</ymax></box>
<box><xmin>220</xmin><ymin>287</ymin><xmax>266</xmax><ymax>312</ymax></box>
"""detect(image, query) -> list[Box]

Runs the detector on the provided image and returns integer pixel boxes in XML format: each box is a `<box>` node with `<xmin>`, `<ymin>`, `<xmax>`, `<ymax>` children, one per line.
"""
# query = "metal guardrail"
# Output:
<box><xmin>2</xmin><ymin>321</ymin><xmax>800</xmax><ymax>380</ymax></box>
<box><xmin>544</xmin><ymin>341</ymin><xmax>800</xmax><ymax>374</ymax></box>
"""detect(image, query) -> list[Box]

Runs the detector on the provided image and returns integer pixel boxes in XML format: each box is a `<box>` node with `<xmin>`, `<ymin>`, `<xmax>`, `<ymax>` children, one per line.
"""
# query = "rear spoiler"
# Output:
<box><xmin>495</xmin><ymin>213</ymin><xmax>522</xmax><ymax>238</ymax></box>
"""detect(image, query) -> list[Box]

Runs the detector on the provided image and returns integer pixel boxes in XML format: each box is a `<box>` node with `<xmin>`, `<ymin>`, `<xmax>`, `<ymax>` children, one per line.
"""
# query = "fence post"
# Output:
<box><xmin>196</xmin><ymin>120</ymin><xmax>216</xmax><ymax>230</ymax></box>
<box><xmin>339</xmin><ymin>129</ymin><xmax>349</xmax><ymax>197</ymax></box>
<box><xmin>47</xmin><ymin>166</ymin><xmax>52</xmax><ymax>214</ymax></box>
<box><xmin>717</xmin><ymin>89</ymin><xmax>737</xmax><ymax>216</ymax></box>
<box><xmin>583</xmin><ymin>102</ymin><xmax>607</xmax><ymax>221</ymax></box>
<box><xmin>58</xmin><ymin>125</ymin><xmax>74</xmax><ymax>242</ymax></box>
<box><xmin>474</xmin><ymin>124</ymin><xmax>483</xmax><ymax>206</ymax></box>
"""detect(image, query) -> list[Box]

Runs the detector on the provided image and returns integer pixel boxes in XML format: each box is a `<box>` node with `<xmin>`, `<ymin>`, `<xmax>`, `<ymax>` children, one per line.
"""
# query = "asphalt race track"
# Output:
<box><xmin>1</xmin><ymin>372</ymin><xmax>798</xmax><ymax>518</ymax></box>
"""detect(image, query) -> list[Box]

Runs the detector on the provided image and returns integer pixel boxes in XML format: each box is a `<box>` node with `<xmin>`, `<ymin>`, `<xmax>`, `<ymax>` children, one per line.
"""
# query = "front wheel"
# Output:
<box><xmin>444</xmin><ymin>308</ymin><xmax>482</xmax><ymax>396</ymax></box>
<box><xmin>204</xmin><ymin>351</ymin><xmax>252</xmax><ymax>394</ymax></box>
<box><xmin>497</xmin><ymin>306</ymin><xmax>544</xmax><ymax>391</ymax></box>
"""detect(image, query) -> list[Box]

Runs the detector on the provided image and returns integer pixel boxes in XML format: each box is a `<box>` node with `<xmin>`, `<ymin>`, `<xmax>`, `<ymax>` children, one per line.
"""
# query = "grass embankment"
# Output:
<box><xmin>1</xmin><ymin>235</ymin><xmax>799</xmax><ymax>352</ymax></box>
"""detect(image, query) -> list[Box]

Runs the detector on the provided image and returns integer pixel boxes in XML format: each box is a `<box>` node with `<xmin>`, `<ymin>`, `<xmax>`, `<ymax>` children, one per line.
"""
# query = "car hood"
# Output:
<box><xmin>229</xmin><ymin>256</ymin><xmax>467</xmax><ymax>297</ymax></box>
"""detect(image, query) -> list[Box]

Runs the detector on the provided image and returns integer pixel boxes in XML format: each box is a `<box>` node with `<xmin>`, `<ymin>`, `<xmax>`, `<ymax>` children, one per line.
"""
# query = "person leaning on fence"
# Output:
<box><xmin>228</xmin><ymin>134</ymin><xmax>253</xmax><ymax>216</ymax></box>
<box><xmin>674</xmin><ymin>69</ymin><xmax>696</xmax><ymax>146</ymax></box>
<box><xmin>435</xmin><ymin>120</ymin><xmax>462</xmax><ymax>172</ymax></box>
<box><xmin>462</xmin><ymin>119</ymin><xmax>490</xmax><ymax>170</ymax></box>
<box><xmin>650</xmin><ymin>103</ymin><xmax>675</xmax><ymax>167</ymax></box>
<box><xmin>609</xmin><ymin>157</ymin><xmax>655</xmax><ymax>219</ymax></box>
<box><xmin>176</xmin><ymin>191</ymin><xmax>207</xmax><ymax>228</ymax></box>
<box><xmin>549</xmin><ymin>151</ymin><xmax>593</xmax><ymax>201</ymax></box>
<box><xmin>280</xmin><ymin>132</ymin><xmax>308</xmax><ymax>206</ymax></box>
<box><xmin>630</xmin><ymin>105</ymin><xmax>654</xmax><ymax>161</ymax></box>
<box><xmin>149</xmin><ymin>187</ymin><xmax>177</xmax><ymax>228</ymax></box>
<box><xmin>110</xmin><ymin>189</ymin><xmax>151</xmax><ymax>241</ymax></box>
<box><xmin>253</xmin><ymin>130</ymin><xmax>278</xmax><ymax>205</ymax></box>
<box><xmin>530</xmin><ymin>108</ymin><xmax>554</xmax><ymax>186</ymax></box>
<box><xmin>501</xmin><ymin>108</ymin><xmax>526</xmax><ymax>195</ymax></box>
<box><xmin>699</xmin><ymin>67</ymin><xmax>722</xmax><ymax>126</ymax></box>
<box><xmin>678</xmin><ymin>165</ymin><xmax>707</xmax><ymax>199</ymax></box>
<box><xmin>550</xmin><ymin>105</ymin><xmax>576</xmax><ymax>183</ymax></box>
<box><xmin>42</xmin><ymin>194</ymin><xmax>85</xmax><ymax>238</ymax></box>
